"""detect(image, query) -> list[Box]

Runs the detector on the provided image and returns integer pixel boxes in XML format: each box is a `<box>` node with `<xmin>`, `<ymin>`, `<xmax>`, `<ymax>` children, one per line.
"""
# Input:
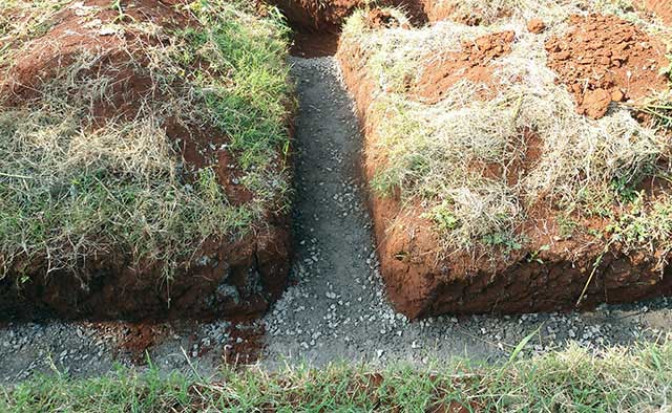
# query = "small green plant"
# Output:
<box><xmin>426</xmin><ymin>201</ymin><xmax>460</xmax><ymax>232</ymax></box>
<box><xmin>526</xmin><ymin>244</ymin><xmax>550</xmax><ymax>264</ymax></box>
<box><xmin>557</xmin><ymin>215</ymin><xmax>578</xmax><ymax>239</ymax></box>
<box><xmin>611</xmin><ymin>175</ymin><xmax>643</xmax><ymax>204</ymax></box>
<box><xmin>482</xmin><ymin>232</ymin><xmax>523</xmax><ymax>252</ymax></box>
<box><xmin>110</xmin><ymin>0</ymin><xmax>125</xmax><ymax>22</ymax></box>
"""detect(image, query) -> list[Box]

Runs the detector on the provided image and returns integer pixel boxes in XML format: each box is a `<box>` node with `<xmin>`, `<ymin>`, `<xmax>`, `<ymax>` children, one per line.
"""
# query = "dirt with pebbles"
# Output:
<box><xmin>545</xmin><ymin>14</ymin><xmax>669</xmax><ymax>119</ymax></box>
<box><xmin>0</xmin><ymin>56</ymin><xmax>671</xmax><ymax>384</ymax></box>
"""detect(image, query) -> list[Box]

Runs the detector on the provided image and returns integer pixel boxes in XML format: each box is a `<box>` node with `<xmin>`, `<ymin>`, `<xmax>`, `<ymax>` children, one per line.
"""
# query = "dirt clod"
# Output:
<box><xmin>527</xmin><ymin>19</ymin><xmax>546</xmax><ymax>34</ymax></box>
<box><xmin>545</xmin><ymin>14</ymin><xmax>668</xmax><ymax>119</ymax></box>
<box><xmin>416</xmin><ymin>31</ymin><xmax>515</xmax><ymax>103</ymax></box>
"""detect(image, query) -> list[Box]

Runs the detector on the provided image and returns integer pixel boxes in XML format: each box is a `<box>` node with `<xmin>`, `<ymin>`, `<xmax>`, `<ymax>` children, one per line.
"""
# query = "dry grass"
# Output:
<box><xmin>341</xmin><ymin>2</ymin><xmax>672</xmax><ymax>256</ymax></box>
<box><xmin>0</xmin><ymin>1</ymin><xmax>72</xmax><ymax>60</ymax></box>
<box><xmin>0</xmin><ymin>0</ymin><xmax>292</xmax><ymax>279</ymax></box>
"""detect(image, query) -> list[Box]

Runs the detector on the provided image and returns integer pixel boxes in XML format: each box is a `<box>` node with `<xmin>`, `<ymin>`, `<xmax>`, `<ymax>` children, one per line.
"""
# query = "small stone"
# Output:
<box><xmin>611</xmin><ymin>89</ymin><xmax>625</xmax><ymax>102</ymax></box>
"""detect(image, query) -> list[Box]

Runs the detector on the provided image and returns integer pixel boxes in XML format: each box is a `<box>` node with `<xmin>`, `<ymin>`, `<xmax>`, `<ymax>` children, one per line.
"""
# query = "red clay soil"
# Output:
<box><xmin>545</xmin><ymin>14</ymin><xmax>669</xmax><ymax>119</ymax></box>
<box><xmin>337</xmin><ymin>31</ymin><xmax>672</xmax><ymax>319</ymax></box>
<box><xmin>222</xmin><ymin>324</ymin><xmax>266</xmax><ymax>365</ymax></box>
<box><xmin>527</xmin><ymin>19</ymin><xmax>546</xmax><ymax>34</ymax></box>
<box><xmin>119</xmin><ymin>323</ymin><xmax>170</xmax><ymax>365</ymax></box>
<box><xmin>420</xmin><ymin>0</ymin><xmax>512</xmax><ymax>26</ymax></box>
<box><xmin>267</xmin><ymin>0</ymin><xmax>427</xmax><ymax>32</ymax></box>
<box><xmin>639</xmin><ymin>0</ymin><xmax>672</xmax><ymax>24</ymax></box>
<box><xmin>415</xmin><ymin>31</ymin><xmax>515</xmax><ymax>103</ymax></box>
<box><xmin>0</xmin><ymin>1</ymin><xmax>291</xmax><ymax>321</ymax></box>
<box><xmin>290</xmin><ymin>32</ymin><xmax>341</xmax><ymax>57</ymax></box>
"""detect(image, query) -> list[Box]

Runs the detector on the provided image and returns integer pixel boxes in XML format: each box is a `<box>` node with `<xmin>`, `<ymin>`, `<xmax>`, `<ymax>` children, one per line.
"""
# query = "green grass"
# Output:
<box><xmin>2</xmin><ymin>339</ymin><xmax>671</xmax><ymax>411</ymax></box>
<box><xmin>0</xmin><ymin>1</ymin><xmax>293</xmax><ymax>279</ymax></box>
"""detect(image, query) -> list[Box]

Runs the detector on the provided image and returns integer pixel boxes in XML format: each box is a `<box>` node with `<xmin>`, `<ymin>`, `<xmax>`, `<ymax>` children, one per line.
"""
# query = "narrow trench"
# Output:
<box><xmin>262</xmin><ymin>55</ymin><xmax>397</xmax><ymax>365</ymax></box>
<box><xmin>260</xmin><ymin>30</ymin><xmax>672</xmax><ymax>368</ymax></box>
<box><xmin>261</xmin><ymin>46</ymin><xmax>516</xmax><ymax>367</ymax></box>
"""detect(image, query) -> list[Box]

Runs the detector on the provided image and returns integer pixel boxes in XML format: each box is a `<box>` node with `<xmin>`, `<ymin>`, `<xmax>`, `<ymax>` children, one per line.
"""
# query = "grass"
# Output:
<box><xmin>1</xmin><ymin>338</ymin><xmax>671</xmax><ymax>411</ymax></box>
<box><xmin>341</xmin><ymin>3</ymin><xmax>672</xmax><ymax>258</ymax></box>
<box><xmin>0</xmin><ymin>1</ymin><xmax>293</xmax><ymax>279</ymax></box>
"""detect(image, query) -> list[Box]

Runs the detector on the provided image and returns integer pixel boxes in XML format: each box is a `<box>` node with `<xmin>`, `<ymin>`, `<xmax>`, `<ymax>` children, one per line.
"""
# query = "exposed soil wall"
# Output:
<box><xmin>0</xmin><ymin>0</ymin><xmax>292</xmax><ymax>321</ymax></box>
<box><xmin>336</xmin><ymin>15</ymin><xmax>672</xmax><ymax>319</ymax></box>
<box><xmin>0</xmin><ymin>226</ymin><xmax>291</xmax><ymax>321</ymax></box>
<box><xmin>268</xmin><ymin>0</ymin><xmax>427</xmax><ymax>32</ymax></box>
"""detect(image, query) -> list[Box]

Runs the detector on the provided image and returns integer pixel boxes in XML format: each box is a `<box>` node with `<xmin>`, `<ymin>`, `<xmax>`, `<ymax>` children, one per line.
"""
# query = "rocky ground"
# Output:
<box><xmin>0</xmin><ymin>56</ymin><xmax>670</xmax><ymax>385</ymax></box>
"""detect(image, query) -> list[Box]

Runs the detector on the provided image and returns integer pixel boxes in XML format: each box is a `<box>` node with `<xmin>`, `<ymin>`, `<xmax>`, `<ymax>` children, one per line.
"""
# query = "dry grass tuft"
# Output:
<box><xmin>427</xmin><ymin>0</ymin><xmax>668</xmax><ymax>27</ymax></box>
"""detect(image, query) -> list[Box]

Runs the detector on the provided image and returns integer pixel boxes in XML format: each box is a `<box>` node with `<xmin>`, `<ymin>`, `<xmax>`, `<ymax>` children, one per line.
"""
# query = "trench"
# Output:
<box><xmin>261</xmin><ymin>9</ymin><xmax>672</xmax><ymax>366</ymax></box>
<box><xmin>0</xmin><ymin>4</ymin><xmax>671</xmax><ymax>383</ymax></box>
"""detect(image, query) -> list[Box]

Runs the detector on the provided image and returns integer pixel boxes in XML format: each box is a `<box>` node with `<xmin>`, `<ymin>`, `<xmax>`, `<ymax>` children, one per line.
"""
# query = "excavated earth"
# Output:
<box><xmin>0</xmin><ymin>0</ymin><xmax>291</xmax><ymax>321</ymax></box>
<box><xmin>545</xmin><ymin>14</ymin><xmax>669</xmax><ymax>119</ymax></box>
<box><xmin>0</xmin><ymin>55</ymin><xmax>671</xmax><ymax>383</ymax></box>
<box><xmin>335</xmin><ymin>10</ymin><xmax>672</xmax><ymax>319</ymax></box>
<box><xmin>641</xmin><ymin>0</ymin><xmax>672</xmax><ymax>24</ymax></box>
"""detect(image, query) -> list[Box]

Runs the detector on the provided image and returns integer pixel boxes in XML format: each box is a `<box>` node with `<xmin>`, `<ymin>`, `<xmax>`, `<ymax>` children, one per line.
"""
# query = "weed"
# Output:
<box><xmin>557</xmin><ymin>215</ymin><xmax>578</xmax><ymax>239</ymax></box>
<box><xmin>482</xmin><ymin>232</ymin><xmax>523</xmax><ymax>252</ymax></box>
<box><xmin>526</xmin><ymin>244</ymin><xmax>550</xmax><ymax>264</ymax></box>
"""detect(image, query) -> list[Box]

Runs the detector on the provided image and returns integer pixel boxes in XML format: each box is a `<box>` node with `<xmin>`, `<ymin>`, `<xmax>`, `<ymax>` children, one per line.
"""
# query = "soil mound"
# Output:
<box><xmin>0</xmin><ymin>1</ymin><xmax>292</xmax><ymax>320</ymax></box>
<box><xmin>421</xmin><ymin>0</ymin><xmax>511</xmax><ymax>26</ymax></box>
<box><xmin>416</xmin><ymin>31</ymin><xmax>514</xmax><ymax>103</ymax></box>
<box><xmin>337</xmin><ymin>10</ymin><xmax>672</xmax><ymax>318</ymax></box>
<box><xmin>545</xmin><ymin>14</ymin><xmax>669</xmax><ymax>119</ymax></box>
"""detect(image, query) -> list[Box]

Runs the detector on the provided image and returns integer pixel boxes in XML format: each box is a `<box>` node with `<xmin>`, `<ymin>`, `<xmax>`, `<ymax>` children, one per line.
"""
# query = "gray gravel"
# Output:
<box><xmin>0</xmin><ymin>56</ymin><xmax>670</xmax><ymax>384</ymax></box>
<box><xmin>260</xmin><ymin>56</ymin><xmax>672</xmax><ymax>368</ymax></box>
